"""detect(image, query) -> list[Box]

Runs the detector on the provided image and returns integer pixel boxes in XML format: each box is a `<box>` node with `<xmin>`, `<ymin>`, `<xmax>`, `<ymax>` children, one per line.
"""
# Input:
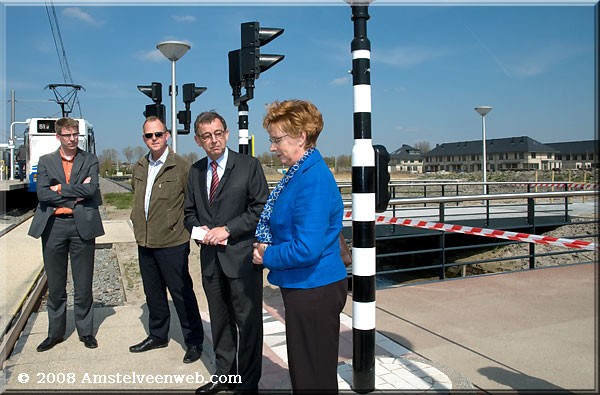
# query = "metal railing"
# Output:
<box><xmin>342</xmin><ymin>189</ymin><xmax>598</xmax><ymax>281</ymax></box>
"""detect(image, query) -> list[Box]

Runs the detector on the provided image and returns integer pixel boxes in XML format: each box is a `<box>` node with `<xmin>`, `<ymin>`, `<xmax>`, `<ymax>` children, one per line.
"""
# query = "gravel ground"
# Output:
<box><xmin>452</xmin><ymin>219</ymin><xmax>598</xmax><ymax>276</ymax></box>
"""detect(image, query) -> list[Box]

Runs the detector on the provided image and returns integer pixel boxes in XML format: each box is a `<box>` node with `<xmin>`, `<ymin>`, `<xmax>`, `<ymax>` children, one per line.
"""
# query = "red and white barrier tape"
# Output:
<box><xmin>508</xmin><ymin>183</ymin><xmax>597</xmax><ymax>189</ymax></box>
<box><xmin>343</xmin><ymin>211</ymin><xmax>598</xmax><ymax>251</ymax></box>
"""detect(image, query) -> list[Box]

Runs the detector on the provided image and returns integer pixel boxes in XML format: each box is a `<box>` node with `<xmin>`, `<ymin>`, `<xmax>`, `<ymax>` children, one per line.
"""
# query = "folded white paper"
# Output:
<box><xmin>191</xmin><ymin>226</ymin><xmax>227</xmax><ymax>245</ymax></box>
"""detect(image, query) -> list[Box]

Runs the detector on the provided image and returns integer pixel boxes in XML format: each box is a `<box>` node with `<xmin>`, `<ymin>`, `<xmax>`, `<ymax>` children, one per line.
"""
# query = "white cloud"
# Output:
<box><xmin>511</xmin><ymin>45</ymin><xmax>586</xmax><ymax>77</ymax></box>
<box><xmin>134</xmin><ymin>49</ymin><xmax>167</xmax><ymax>63</ymax></box>
<box><xmin>172</xmin><ymin>15</ymin><xmax>196</xmax><ymax>22</ymax></box>
<box><xmin>395</xmin><ymin>125</ymin><xmax>418</xmax><ymax>133</ymax></box>
<box><xmin>62</xmin><ymin>8</ymin><xmax>102</xmax><ymax>26</ymax></box>
<box><xmin>373</xmin><ymin>46</ymin><xmax>452</xmax><ymax>68</ymax></box>
<box><xmin>329</xmin><ymin>76</ymin><xmax>350</xmax><ymax>86</ymax></box>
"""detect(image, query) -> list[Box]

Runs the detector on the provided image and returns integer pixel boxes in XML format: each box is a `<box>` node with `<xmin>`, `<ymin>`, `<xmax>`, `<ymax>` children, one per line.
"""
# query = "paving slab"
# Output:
<box><xmin>2</xmin><ymin>304</ymin><xmax>213</xmax><ymax>391</ymax></box>
<box><xmin>0</xmin><ymin>218</ymin><xmax>43</xmax><ymax>333</ymax></box>
<box><xmin>96</xmin><ymin>220</ymin><xmax>136</xmax><ymax>245</ymax></box>
<box><xmin>372</xmin><ymin>263</ymin><xmax>597</xmax><ymax>392</ymax></box>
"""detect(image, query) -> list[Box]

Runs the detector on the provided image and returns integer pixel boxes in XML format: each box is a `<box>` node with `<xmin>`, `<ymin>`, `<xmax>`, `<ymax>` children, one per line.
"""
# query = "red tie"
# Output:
<box><xmin>209</xmin><ymin>161</ymin><xmax>219</xmax><ymax>206</ymax></box>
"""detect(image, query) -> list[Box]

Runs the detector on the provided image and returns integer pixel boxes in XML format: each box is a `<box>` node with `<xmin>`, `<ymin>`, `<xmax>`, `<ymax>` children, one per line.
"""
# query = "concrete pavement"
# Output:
<box><xmin>367</xmin><ymin>262</ymin><xmax>597</xmax><ymax>391</ymax></box>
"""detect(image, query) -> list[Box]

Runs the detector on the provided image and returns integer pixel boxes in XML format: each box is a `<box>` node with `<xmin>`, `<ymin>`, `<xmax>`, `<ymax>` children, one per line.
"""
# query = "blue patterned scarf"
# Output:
<box><xmin>255</xmin><ymin>148</ymin><xmax>315</xmax><ymax>244</ymax></box>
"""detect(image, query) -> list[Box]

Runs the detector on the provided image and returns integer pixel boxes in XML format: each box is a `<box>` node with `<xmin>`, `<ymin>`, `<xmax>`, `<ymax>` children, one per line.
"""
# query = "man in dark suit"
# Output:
<box><xmin>28</xmin><ymin>117</ymin><xmax>104</xmax><ymax>352</ymax></box>
<box><xmin>184</xmin><ymin>111</ymin><xmax>268</xmax><ymax>394</ymax></box>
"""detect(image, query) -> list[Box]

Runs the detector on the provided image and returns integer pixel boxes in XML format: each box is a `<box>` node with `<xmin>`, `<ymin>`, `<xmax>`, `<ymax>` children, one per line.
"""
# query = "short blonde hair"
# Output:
<box><xmin>263</xmin><ymin>100</ymin><xmax>323</xmax><ymax>149</ymax></box>
<box><xmin>55</xmin><ymin>117</ymin><xmax>79</xmax><ymax>134</ymax></box>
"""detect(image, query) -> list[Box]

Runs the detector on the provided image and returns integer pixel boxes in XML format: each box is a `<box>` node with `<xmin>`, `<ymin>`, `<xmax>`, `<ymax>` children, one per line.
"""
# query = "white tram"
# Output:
<box><xmin>24</xmin><ymin>117</ymin><xmax>95</xmax><ymax>192</ymax></box>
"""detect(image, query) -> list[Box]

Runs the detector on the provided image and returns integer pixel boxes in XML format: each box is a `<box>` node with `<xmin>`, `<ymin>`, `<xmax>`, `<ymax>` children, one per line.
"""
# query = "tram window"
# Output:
<box><xmin>37</xmin><ymin>120</ymin><xmax>56</xmax><ymax>133</ymax></box>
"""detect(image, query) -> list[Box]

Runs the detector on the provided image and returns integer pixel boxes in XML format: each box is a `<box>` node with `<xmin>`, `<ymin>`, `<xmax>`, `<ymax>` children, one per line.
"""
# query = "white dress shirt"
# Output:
<box><xmin>206</xmin><ymin>148</ymin><xmax>228</xmax><ymax>198</ymax></box>
<box><xmin>144</xmin><ymin>147</ymin><xmax>169</xmax><ymax>219</ymax></box>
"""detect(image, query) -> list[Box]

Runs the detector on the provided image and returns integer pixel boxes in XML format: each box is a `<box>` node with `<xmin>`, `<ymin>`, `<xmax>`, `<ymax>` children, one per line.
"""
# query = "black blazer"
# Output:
<box><xmin>28</xmin><ymin>148</ymin><xmax>104</xmax><ymax>240</ymax></box>
<box><xmin>184</xmin><ymin>149</ymin><xmax>268</xmax><ymax>278</ymax></box>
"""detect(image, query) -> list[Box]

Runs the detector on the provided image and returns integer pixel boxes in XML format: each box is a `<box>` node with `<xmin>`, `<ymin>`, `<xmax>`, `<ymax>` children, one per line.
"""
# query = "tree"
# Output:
<box><xmin>102</xmin><ymin>149</ymin><xmax>119</xmax><ymax>163</ymax></box>
<box><xmin>99</xmin><ymin>158</ymin><xmax>113</xmax><ymax>177</ymax></box>
<box><xmin>336</xmin><ymin>154</ymin><xmax>351</xmax><ymax>168</ymax></box>
<box><xmin>182</xmin><ymin>152</ymin><xmax>199</xmax><ymax>164</ymax></box>
<box><xmin>134</xmin><ymin>146</ymin><xmax>146</xmax><ymax>161</ymax></box>
<box><xmin>413</xmin><ymin>140</ymin><xmax>431</xmax><ymax>154</ymax></box>
<box><xmin>123</xmin><ymin>146</ymin><xmax>135</xmax><ymax>163</ymax></box>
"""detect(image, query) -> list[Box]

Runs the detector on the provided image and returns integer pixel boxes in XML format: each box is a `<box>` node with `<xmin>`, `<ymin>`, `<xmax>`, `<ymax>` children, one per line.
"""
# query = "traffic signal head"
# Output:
<box><xmin>240</xmin><ymin>21</ymin><xmax>284</xmax><ymax>80</ymax></box>
<box><xmin>373</xmin><ymin>144</ymin><xmax>391</xmax><ymax>213</ymax></box>
<box><xmin>137</xmin><ymin>82</ymin><xmax>162</xmax><ymax>104</ymax></box>
<box><xmin>143</xmin><ymin>103</ymin><xmax>166</xmax><ymax>126</ymax></box>
<box><xmin>182</xmin><ymin>83</ymin><xmax>207</xmax><ymax>104</ymax></box>
<box><xmin>177</xmin><ymin>109</ymin><xmax>191</xmax><ymax>134</ymax></box>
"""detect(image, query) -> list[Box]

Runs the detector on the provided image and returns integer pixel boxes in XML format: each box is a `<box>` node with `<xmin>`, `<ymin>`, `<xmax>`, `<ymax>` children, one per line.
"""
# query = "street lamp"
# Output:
<box><xmin>475</xmin><ymin>106</ymin><xmax>492</xmax><ymax>193</ymax></box>
<box><xmin>157</xmin><ymin>41</ymin><xmax>190</xmax><ymax>153</ymax></box>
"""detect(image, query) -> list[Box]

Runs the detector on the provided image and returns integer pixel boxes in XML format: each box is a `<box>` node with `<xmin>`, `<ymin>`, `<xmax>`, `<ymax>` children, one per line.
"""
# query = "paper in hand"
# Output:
<box><xmin>191</xmin><ymin>226</ymin><xmax>227</xmax><ymax>245</ymax></box>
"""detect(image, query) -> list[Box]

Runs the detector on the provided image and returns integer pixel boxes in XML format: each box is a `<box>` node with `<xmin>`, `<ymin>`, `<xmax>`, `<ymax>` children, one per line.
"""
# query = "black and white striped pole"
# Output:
<box><xmin>238</xmin><ymin>101</ymin><xmax>249</xmax><ymax>154</ymax></box>
<box><xmin>350</xmin><ymin>2</ymin><xmax>376</xmax><ymax>393</ymax></box>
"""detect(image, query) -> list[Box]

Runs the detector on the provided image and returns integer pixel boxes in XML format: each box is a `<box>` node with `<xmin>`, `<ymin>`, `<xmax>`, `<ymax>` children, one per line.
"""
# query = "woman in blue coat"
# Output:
<box><xmin>253</xmin><ymin>99</ymin><xmax>347</xmax><ymax>392</ymax></box>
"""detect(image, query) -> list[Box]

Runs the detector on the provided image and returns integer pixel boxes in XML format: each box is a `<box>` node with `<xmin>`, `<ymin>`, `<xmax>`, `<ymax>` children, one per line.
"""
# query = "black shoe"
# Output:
<box><xmin>195</xmin><ymin>381</ymin><xmax>235</xmax><ymax>394</ymax></box>
<box><xmin>36</xmin><ymin>337</ymin><xmax>64</xmax><ymax>352</ymax></box>
<box><xmin>79</xmin><ymin>335</ymin><xmax>98</xmax><ymax>349</ymax></box>
<box><xmin>183</xmin><ymin>344</ymin><xmax>203</xmax><ymax>363</ymax></box>
<box><xmin>129</xmin><ymin>336</ymin><xmax>168</xmax><ymax>353</ymax></box>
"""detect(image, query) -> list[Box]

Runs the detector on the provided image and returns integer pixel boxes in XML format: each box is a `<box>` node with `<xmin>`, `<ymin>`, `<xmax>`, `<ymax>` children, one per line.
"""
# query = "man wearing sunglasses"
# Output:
<box><xmin>129</xmin><ymin>116</ymin><xmax>204</xmax><ymax>364</ymax></box>
<box><xmin>28</xmin><ymin>117</ymin><xmax>104</xmax><ymax>352</ymax></box>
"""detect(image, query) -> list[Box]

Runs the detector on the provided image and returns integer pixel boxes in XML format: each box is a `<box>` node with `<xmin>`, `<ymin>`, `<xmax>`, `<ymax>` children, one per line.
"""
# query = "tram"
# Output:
<box><xmin>24</xmin><ymin>117</ymin><xmax>96</xmax><ymax>192</ymax></box>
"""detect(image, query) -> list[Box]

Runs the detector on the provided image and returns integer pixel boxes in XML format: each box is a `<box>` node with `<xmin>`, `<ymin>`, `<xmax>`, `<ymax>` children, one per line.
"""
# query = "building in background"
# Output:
<box><xmin>423</xmin><ymin>136</ymin><xmax>562</xmax><ymax>173</ymax></box>
<box><xmin>389</xmin><ymin>144</ymin><xmax>423</xmax><ymax>174</ymax></box>
<box><xmin>545</xmin><ymin>140</ymin><xmax>597</xmax><ymax>170</ymax></box>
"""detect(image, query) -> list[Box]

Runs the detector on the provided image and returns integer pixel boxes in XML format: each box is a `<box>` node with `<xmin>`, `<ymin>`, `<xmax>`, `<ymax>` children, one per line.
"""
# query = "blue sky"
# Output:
<box><xmin>1</xmin><ymin>1</ymin><xmax>597</xmax><ymax>160</ymax></box>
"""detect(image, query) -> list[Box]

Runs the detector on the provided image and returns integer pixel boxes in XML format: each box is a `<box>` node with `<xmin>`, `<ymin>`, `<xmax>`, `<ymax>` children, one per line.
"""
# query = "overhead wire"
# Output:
<box><xmin>44</xmin><ymin>0</ymin><xmax>83</xmax><ymax>118</ymax></box>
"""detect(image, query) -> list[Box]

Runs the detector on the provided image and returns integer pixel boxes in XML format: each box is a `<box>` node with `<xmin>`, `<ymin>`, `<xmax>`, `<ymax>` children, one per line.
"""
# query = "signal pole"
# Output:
<box><xmin>349</xmin><ymin>2</ymin><xmax>376</xmax><ymax>393</ymax></box>
<box><xmin>238</xmin><ymin>102</ymin><xmax>250</xmax><ymax>155</ymax></box>
<box><xmin>228</xmin><ymin>21</ymin><xmax>284</xmax><ymax>155</ymax></box>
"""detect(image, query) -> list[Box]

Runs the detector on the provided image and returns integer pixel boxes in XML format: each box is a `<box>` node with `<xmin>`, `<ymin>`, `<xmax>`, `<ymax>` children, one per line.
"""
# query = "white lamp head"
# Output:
<box><xmin>475</xmin><ymin>106</ymin><xmax>492</xmax><ymax>117</ymax></box>
<box><xmin>157</xmin><ymin>41</ymin><xmax>191</xmax><ymax>61</ymax></box>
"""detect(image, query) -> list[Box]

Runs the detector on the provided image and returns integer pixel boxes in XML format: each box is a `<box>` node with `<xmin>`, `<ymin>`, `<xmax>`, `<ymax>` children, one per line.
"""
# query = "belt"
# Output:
<box><xmin>54</xmin><ymin>213</ymin><xmax>74</xmax><ymax>218</ymax></box>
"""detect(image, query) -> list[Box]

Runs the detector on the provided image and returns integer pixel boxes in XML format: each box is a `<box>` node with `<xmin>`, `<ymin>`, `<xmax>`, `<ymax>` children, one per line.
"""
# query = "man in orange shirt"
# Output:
<box><xmin>28</xmin><ymin>117</ymin><xmax>104</xmax><ymax>352</ymax></box>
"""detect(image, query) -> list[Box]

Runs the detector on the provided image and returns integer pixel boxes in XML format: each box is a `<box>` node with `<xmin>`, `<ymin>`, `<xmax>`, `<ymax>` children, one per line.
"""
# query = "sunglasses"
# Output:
<box><xmin>143</xmin><ymin>131</ymin><xmax>165</xmax><ymax>139</ymax></box>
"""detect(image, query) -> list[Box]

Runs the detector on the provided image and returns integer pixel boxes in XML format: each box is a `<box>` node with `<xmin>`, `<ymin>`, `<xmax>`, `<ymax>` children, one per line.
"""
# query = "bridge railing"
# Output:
<box><xmin>342</xmin><ymin>189</ymin><xmax>598</xmax><ymax>281</ymax></box>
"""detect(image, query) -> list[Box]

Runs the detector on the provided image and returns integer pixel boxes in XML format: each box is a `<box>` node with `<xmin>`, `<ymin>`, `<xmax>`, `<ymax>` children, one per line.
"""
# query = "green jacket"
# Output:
<box><xmin>130</xmin><ymin>149</ymin><xmax>190</xmax><ymax>248</ymax></box>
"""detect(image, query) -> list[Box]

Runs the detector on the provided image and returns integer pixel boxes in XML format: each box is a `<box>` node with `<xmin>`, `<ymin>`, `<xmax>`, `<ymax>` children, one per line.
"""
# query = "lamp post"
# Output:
<box><xmin>157</xmin><ymin>41</ymin><xmax>190</xmax><ymax>153</ymax></box>
<box><xmin>475</xmin><ymin>106</ymin><xmax>492</xmax><ymax>194</ymax></box>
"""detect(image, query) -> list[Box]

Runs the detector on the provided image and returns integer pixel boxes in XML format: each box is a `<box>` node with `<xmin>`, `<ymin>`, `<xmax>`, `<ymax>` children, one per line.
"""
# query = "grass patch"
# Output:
<box><xmin>104</xmin><ymin>192</ymin><xmax>134</xmax><ymax>210</ymax></box>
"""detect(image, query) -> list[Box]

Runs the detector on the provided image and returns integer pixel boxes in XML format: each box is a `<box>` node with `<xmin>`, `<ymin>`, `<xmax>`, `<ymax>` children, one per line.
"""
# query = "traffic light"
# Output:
<box><xmin>228</xmin><ymin>22</ymin><xmax>284</xmax><ymax>107</ymax></box>
<box><xmin>183</xmin><ymin>83</ymin><xmax>206</xmax><ymax>103</ymax></box>
<box><xmin>138</xmin><ymin>82</ymin><xmax>162</xmax><ymax>103</ymax></box>
<box><xmin>138</xmin><ymin>82</ymin><xmax>166</xmax><ymax>125</ymax></box>
<box><xmin>144</xmin><ymin>104</ymin><xmax>166</xmax><ymax>125</ymax></box>
<box><xmin>240</xmin><ymin>22</ymin><xmax>284</xmax><ymax>80</ymax></box>
<box><xmin>373</xmin><ymin>144</ymin><xmax>391</xmax><ymax>213</ymax></box>
<box><xmin>228</xmin><ymin>49</ymin><xmax>242</xmax><ymax>102</ymax></box>
<box><xmin>177</xmin><ymin>83</ymin><xmax>207</xmax><ymax>134</ymax></box>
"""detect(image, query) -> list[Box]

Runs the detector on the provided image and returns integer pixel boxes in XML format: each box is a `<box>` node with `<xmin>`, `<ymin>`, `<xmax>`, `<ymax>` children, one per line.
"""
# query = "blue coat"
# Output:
<box><xmin>262</xmin><ymin>149</ymin><xmax>347</xmax><ymax>289</ymax></box>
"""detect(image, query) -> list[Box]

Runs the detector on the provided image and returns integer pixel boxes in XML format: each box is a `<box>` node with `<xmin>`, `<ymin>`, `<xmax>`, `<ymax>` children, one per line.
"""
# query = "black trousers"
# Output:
<box><xmin>138</xmin><ymin>242</ymin><xmax>204</xmax><ymax>346</ymax></box>
<box><xmin>281</xmin><ymin>278</ymin><xmax>348</xmax><ymax>392</ymax></box>
<box><xmin>41</xmin><ymin>216</ymin><xmax>95</xmax><ymax>339</ymax></box>
<box><xmin>17</xmin><ymin>160</ymin><xmax>26</xmax><ymax>181</ymax></box>
<box><xmin>202</xmin><ymin>256</ymin><xmax>263</xmax><ymax>390</ymax></box>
